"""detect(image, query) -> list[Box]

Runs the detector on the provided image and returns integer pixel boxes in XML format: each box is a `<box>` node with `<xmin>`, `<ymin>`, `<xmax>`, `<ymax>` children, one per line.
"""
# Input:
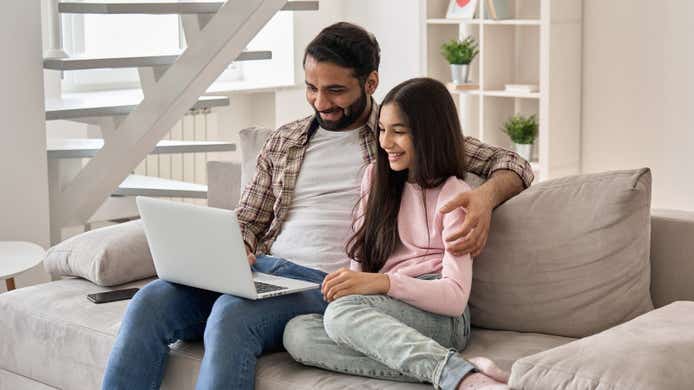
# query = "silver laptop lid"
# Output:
<box><xmin>136</xmin><ymin>196</ymin><xmax>257</xmax><ymax>299</ymax></box>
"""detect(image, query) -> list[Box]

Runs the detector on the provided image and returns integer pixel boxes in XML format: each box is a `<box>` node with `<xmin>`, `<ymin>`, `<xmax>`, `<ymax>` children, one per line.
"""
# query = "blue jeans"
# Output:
<box><xmin>101</xmin><ymin>255</ymin><xmax>327</xmax><ymax>390</ymax></box>
<box><xmin>284</xmin><ymin>294</ymin><xmax>474</xmax><ymax>390</ymax></box>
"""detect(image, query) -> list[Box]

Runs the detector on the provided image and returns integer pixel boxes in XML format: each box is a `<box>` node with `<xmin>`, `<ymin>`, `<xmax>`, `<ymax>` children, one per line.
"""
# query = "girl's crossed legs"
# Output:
<box><xmin>284</xmin><ymin>294</ymin><xmax>508</xmax><ymax>390</ymax></box>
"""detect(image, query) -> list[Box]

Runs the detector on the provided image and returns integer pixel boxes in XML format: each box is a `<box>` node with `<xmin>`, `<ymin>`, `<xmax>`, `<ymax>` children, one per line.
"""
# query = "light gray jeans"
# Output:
<box><xmin>283</xmin><ymin>293</ymin><xmax>475</xmax><ymax>390</ymax></box>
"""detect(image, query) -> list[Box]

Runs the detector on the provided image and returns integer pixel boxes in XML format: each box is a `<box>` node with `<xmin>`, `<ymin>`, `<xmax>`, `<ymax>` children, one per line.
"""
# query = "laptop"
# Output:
<box><xmin>135</xmin><ymin>196</ymin><xmax>319</xmax><ymax>300</ymax></box>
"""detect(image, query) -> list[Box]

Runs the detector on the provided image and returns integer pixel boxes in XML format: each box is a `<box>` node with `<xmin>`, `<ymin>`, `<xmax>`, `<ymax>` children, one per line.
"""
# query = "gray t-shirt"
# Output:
<box><xmin>270</xmin><ymin>126</ymin><xmax>366</xmax><ymax>273</ymax></box>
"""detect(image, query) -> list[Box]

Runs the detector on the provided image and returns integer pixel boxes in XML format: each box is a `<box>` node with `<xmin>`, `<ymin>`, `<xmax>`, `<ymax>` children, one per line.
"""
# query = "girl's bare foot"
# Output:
<box><xmin>467</xmin><ymin>357</ymin><xmax>510</xmax><ymax>383</ymax></box>
<box><xmin>457</xmin><ymin>373</ymin><xmax>509</xmax><ymax>390</ymax></box>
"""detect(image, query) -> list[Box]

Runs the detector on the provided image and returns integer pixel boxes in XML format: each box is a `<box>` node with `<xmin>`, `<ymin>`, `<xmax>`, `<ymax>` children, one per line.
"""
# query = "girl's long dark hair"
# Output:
<box><xmin>347</xmin><ymin>77</ymin><xmax>467</xmax><ymax>273</ymax></box>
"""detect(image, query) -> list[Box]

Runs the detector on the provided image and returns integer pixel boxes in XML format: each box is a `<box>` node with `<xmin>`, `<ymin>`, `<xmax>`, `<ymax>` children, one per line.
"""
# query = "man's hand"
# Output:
<box><xmin>321</xmin><ymin>268</ymin><xmax>390</xmax><ymax>302</ymax></box>
<box><xmin>245</xmin><ymin>244</ymin><xmax>256</xmax><ymax>266</ymax></box>
<box><xmin>440</xmin><ymin>170</ymin><xmax>526</xmax><ymax>257</ymax></box>
<box><xmin>439</xmin><ymin>187</ymin><xmax>494</xmax><ymax>257</ymax></box>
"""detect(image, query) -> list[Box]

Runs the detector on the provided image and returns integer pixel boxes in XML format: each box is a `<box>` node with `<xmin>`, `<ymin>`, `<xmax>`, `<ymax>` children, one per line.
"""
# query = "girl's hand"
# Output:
<box><xmin>321</xmin><ymin>268</ymin><xmax>390</xmax><ymax>302</ymax></box>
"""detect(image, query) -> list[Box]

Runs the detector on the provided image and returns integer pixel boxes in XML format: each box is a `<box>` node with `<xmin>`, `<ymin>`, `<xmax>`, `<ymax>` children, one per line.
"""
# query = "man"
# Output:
<box><xmin>102</xmin><ymin>22</ymin><xmax>533</xmax><ymax>390</ymax></box>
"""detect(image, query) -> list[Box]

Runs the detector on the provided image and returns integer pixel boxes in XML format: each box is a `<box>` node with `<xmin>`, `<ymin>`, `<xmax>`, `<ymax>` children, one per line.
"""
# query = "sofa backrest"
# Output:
<box><xmin>238</xmin><ymin>127</ymin><xmax>275</xmax><ymax>191</ymax></box>
<box><xmin>650</xmin><ymin>209</ymin><xmax>694</xmax><ymax>307</ymax></box>
<box><xmin>207</xmin><ymin>127</ymin><xmax>272</xmax><ymax>211</ymax></box>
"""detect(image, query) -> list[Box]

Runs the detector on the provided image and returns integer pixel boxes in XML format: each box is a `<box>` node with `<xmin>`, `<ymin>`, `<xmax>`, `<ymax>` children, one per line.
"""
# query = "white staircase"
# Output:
<box><xmin>44</xmin><ymin>50</ymin><xmax>272</xmax><ymax>71</ymax></box>
<box><xmin>47</xmin><ymin>138</ymin><xmax>236</xmax><ymax>159</ymax></box>
<box><xmin>58</xmin><ymin>1</ymin><xmax>319</xmax><ymax>14</ymax></box>
<box><xmin>46</xmin><ymin>90</ymin><xmax>230</xmax><ymax>120</ymax></box>
<box><xmin>114</xmin><ymin>175</ymin><xmax>207</xmax><ymax>198</ymax></box>
<box><xmin>46</xmin><ymin>0</ymin><xmax>318</xmax><ymax>243</ymax></box>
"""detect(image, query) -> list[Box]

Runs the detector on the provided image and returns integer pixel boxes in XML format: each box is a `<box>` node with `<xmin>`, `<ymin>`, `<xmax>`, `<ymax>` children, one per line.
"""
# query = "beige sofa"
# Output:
<box><xmin>1</xmin><ymin>156</ymin><xmax>694</xmax><ymax>389</ymax></box>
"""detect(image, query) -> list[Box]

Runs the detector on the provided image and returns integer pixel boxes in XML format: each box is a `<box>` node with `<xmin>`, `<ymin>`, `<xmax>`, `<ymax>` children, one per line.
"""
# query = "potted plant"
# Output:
<box><xmin>502</xmin><ymin>114</ymin><xmax>538</xmax><ymax>161</ymax></box>
<box><xmin>440</xmin><ymin>36</ymin><xmax>479</xmax><ymax>84</ymax></box>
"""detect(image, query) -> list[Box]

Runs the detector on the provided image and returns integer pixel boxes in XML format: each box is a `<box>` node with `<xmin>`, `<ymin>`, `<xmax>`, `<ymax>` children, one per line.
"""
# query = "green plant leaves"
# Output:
<box><xmin>440</xmin><ymin>36</ymin><xmax>479</xmax><ymax>65</ymax></box>
<box><xmin>502</xmin><ymin>114</ymin><xmax>538</xmax><ymax>144</ymax></box>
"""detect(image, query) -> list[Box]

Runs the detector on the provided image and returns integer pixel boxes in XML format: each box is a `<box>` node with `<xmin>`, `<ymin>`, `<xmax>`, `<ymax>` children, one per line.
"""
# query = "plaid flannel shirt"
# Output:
<box><xmin>236</xmin><ymin>99</ymin><xmax>534</xmax><ymax>254</ymax></box>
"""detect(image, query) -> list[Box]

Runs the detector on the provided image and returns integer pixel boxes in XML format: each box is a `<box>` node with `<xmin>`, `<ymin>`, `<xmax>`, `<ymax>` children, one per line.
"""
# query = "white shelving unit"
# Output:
<box><xmin>423</xmin><ymin>0</ymin><xmax>582</xmax><ymax>182</ymax></box>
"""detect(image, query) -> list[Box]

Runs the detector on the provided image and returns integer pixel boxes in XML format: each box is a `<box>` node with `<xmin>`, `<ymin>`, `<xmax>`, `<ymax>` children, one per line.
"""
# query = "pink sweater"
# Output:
<box><xmin>350</xmin><ymin>164</ymin><xmax>473</xmax><ymax>317</ymax></box>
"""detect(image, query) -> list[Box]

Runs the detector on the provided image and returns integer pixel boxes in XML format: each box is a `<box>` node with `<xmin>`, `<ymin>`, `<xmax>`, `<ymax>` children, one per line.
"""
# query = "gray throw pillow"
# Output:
<box><xmin>239</xmin><ymin>127</ymin><xmax>274</xmax><ymax>192</ymax></box>
<box><xmin>470</xmin><ymin>168</ymin><xmax>654</xmax><ymax>338</ymax></box>
<box><xmin>510</xmin><ymin>301</ymin><xmax>694</xmax><ymax>390</ymax></box>
<box><xmin>44</xmin><ymin>220</ymin><xmax>155</xmax><ymax>286</ymax></box>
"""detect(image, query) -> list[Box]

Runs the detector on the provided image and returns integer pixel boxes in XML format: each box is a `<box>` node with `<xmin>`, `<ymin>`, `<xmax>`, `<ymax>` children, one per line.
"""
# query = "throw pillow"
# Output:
<box><xmin>239</xmin><ymin>126</ymin><xmax>274</xmax><ymax>192</ymax></box>
<box><xmin>44</xmin><ymin>220</ymin><xmax>155</xmax><ymax>286</ymax></box>
<box><xmin>510</xmin><ymin>301</ymin><xmax>694</xmax><ymax>390</ymax></box>
<box><xmin>470</xmin><ymin>168</ymin><xmax>654</xmax><ymax>338</ymax></box>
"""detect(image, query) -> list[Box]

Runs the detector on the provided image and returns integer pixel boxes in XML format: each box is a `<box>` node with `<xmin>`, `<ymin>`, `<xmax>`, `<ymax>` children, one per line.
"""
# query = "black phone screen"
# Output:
<box><xmin>87</xmin><ymin>288</ymin><xmax>139</xmax><ymax>304</ymax></box>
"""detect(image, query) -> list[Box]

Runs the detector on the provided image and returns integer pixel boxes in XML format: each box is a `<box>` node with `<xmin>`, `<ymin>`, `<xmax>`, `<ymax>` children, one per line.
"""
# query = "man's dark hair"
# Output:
<box><xmin>303</xmin><ymin>22</ymin><xmax>381</xmax><ymax>83</ymax></box>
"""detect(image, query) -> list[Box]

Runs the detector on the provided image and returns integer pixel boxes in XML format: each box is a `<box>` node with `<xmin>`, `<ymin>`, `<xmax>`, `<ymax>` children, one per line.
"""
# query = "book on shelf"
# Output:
<box><xmin>446</xmin><ymin>82</ymin><xmax>479</xmax><ymax>92</ymax></box>
<box><xmin>484</xmin><ymin>0</ymin><xmax>511</xmax><ymax>20</ymax></box>
<box><xmin>504</xmin><ymin>84</ymin><xmax>539</xmax><ymax>93</ymax></box>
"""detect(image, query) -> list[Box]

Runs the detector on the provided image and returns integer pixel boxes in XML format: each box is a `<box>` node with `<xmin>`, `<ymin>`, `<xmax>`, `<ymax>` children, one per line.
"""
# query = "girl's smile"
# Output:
<box><xmin>387</xmin><ymin>152</ymin><xmax>405</xmax><ymax>162</ymax></box>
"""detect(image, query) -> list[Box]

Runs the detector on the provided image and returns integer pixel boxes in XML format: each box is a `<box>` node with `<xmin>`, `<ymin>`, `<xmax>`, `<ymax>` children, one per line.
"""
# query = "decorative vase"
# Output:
<box><xmin>450</xmin><ymin>64</ymin><xmax>470</xmax><ymax>85</ymax></box>
<box><xmin>514</xmin><ymin>143</ymin><xmax>533</xmax><ymax>161</ymax></box>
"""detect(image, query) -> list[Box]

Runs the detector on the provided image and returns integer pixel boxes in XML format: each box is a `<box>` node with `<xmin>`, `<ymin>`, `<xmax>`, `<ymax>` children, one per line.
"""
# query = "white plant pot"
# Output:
<box><xmin>514</xmin><ymin>143</ymin><xmax>533</xmax><ymax>161</ymax></box>
<box><xmin>450</xmin><ymin>64</ymin><xmax>470</xmax><ymax>84</ymax></box>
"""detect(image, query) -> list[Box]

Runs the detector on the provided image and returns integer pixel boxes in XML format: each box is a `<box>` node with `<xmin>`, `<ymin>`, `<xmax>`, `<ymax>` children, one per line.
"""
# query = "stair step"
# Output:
<box><xmin>115</xmin><ymin>174</ymin><xmax>207</xmax><ymax>198</ymax></box>
<box><xmin>45</xmin><ymin>89</ymin><xmax>229</xmax><ymax>120</ymax></box>
<box><xmin>47</xmin><ymin>138</ymin><xmax>236</xmax><ymax>159</ymax></box>
<box><xmin>89</xmin><ymin>196</ymin><xmax>140</xmax><ymax>223</ymax></box>
<box><xmin>59</xmin><ymin>1</ymin><xmax>319</xmax><ymax>14</ymax></box>
<box><xmin>44</xmin><ymin>50</ymin><xmax>271</xmax><ymax>71</ymax></box>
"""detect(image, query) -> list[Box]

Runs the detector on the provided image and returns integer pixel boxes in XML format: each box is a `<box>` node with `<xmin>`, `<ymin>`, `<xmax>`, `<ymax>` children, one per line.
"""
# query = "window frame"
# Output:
<box><xmin>58</xmin><ymin>12</ymin><xmax>294</xmax><ymax>93</ymax></box>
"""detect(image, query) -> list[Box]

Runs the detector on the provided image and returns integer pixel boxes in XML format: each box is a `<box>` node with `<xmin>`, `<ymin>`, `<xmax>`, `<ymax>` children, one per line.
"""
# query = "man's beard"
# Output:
<box><xmin>315</xmin><ymin>90</ymin><xmax>369</xmax><ymax>131</ymax></box>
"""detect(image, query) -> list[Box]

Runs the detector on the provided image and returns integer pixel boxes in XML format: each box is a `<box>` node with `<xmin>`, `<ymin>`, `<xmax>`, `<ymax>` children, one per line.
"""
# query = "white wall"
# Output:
<box><xmin>0</xmin><ymin>1</ymin><xmax>51</xmax><ymax>292</ymax></box>
<box><xmin>581</xmin><ymin>0</ymin><xmax>693</xmax><ymax>211</ymax></box>
<box><xmin>340</xmin><ymin>0</ymin><xmax>424</xmax><ymax>101</ymax></box>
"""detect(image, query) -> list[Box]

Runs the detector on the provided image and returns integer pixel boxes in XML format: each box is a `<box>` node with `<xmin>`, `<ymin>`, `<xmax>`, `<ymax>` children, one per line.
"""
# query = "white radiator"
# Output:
<box><xmin>134</xmin><ymin>107</ymin><xmax>219</xmax><ymax>205</ymax></box>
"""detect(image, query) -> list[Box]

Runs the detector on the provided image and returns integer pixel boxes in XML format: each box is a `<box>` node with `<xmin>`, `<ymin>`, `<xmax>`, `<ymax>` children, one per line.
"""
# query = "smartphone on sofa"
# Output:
<box><xmin>87</xmin><ymin>288</ymin><xmax>139</xmax><ymax>304</ymax></box>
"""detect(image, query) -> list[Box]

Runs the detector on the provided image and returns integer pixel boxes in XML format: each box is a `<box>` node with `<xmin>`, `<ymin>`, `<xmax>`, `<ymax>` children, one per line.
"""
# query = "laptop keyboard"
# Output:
<box><xmin>254</xmin><ymin>281</ymin><xmax>288</xmax><ymax>294</ymax></box>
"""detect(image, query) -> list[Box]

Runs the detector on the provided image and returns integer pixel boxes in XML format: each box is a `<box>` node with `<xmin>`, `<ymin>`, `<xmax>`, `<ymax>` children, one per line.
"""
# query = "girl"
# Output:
<box><xmin>283</xmin><ymin>78</ymin><xmax>509</xmax><ymax>390</ymax></box>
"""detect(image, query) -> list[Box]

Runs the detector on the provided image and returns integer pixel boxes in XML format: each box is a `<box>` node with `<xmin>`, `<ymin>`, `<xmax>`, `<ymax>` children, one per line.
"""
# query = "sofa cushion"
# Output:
<box><xmin>0</xmin><ymin>368</ymin><xmax>57</xmax><ymax>390</ymax></box>
<box><xmin>458</xmin><ymin>328</ymin><xmax>573</xmax><ymax>372</ymax></box>
<box><xmin>44</xmin><ymin>220</ymin><xmax>155</xmax><ymax>286</ymax></box>
<box><xmin>471</xmin><ymin>169</ymin><xmax>654</xmax><ymax>338</ymax></box>
<box><xmin>510</xmin><ymin>301</ymin><xmax>694</xmax><ymax>390</ymax></box>
<box><xmin>239</xmin><ymin>127</ymin><xmax>274</xmax><ymax>192</ymax></box>
<box><xmin>0</xmin><ymin>278</ymin><xmax>153</xmax><ymax>390</ymax></box>
<box><xmin>0</xmin><ymin>278</ymin><xmax>572</xmax><ymax>390</ymax></box>
<box><xmin>207</xmin><ymin>160</ymin><xmax>242</xmax><ymax>211</ymax></box>
<box><xmin>255</xmin><ymin>326</ymin><xmax>573</xmax><ymax>390</ymax></box>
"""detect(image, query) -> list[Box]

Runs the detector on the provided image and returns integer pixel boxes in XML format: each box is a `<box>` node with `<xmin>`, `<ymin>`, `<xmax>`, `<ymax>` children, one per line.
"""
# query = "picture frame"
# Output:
<box><xmin>446</xmin><ymin>0</ymin><xmax>479</xmax><ymax>19</ymax></box>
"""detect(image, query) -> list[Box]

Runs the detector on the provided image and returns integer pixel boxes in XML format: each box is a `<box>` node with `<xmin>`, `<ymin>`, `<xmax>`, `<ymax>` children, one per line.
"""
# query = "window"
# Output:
<box><xmin>60</xmin><ymin>12</ymin><xmax>293</xmax><ymax>92</ymax></box>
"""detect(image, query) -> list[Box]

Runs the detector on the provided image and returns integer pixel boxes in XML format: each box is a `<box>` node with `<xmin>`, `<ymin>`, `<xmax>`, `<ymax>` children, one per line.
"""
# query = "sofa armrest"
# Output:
<box><xmin>650</xmin><ymin>209</ymin><xmax>694</xmax><ymax>307</ymax></box>
<box><xmin>207</xmin><ymin>161</ymin><xmax>241</xmax><ymax>211</ymax></box>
